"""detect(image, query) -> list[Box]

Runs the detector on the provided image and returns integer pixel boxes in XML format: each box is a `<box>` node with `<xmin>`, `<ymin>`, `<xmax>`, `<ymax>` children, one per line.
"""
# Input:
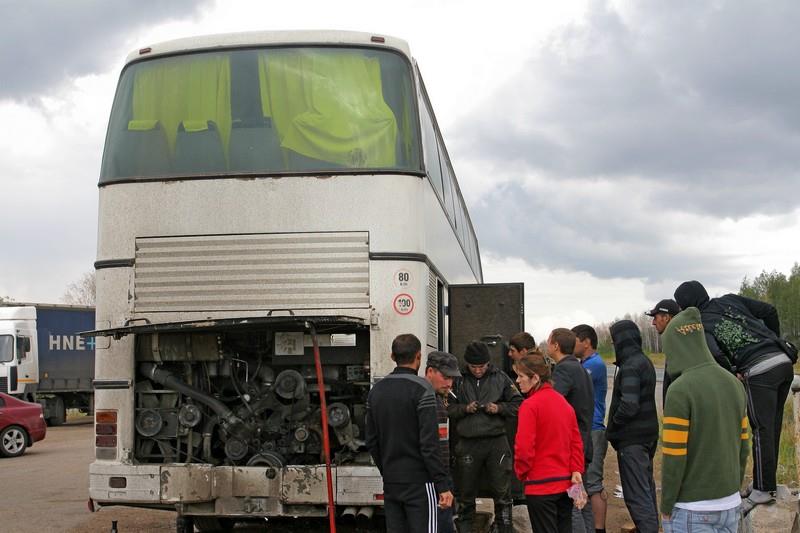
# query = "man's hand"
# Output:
<box><xmin>438</xmin><ymin>490</ymin><xmax>454</xmax><ymax>509</ymax></box>
<box><xmin>465</xmin><ymin>401</ymin><xmax>480</xmax><ymax>414</ymax></box>
<box><xmin>484</xmin><ymin>402</ymin><xmax>500</xmax><ymax>414</ymax></box>
<box><xmin>570</xmin><ymin>472</ymin><xmax>582</xmax><ymax>485</ymax></box>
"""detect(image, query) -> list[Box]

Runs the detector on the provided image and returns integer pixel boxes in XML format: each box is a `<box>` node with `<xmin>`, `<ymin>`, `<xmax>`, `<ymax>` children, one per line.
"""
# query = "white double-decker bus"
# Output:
<box><xmin>88</xmin><ymin>30</ymin><xmax>518</xmax><ymax>530</ymax></box>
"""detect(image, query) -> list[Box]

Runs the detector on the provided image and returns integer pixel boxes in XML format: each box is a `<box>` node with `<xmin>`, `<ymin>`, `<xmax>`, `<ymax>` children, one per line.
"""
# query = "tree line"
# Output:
<box><xmin>739</xmin><ymin>263</ymin><xmax>800</xmax><ymax>345</ymax></box>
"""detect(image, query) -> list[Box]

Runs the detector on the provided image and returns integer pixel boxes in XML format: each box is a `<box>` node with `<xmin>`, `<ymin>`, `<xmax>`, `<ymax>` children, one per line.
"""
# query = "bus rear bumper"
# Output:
<box><xmin>89</xmin><ymin>463</ymin><xmax>384</xmax><ymax>517</ymax></box>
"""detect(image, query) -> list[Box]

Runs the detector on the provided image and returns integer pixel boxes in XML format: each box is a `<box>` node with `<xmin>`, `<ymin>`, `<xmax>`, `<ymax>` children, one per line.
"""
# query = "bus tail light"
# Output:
<box><xmin>95</xmin><ymin>410</ymin><xmax>118</xmax><ymax>459</ymax></box>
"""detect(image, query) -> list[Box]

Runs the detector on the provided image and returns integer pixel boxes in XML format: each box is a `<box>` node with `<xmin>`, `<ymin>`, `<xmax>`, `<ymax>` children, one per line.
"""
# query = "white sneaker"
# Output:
<box><xmin>742</xmin><ymin>489</ymin><xmax>776</xmax><ymax>515</ymax></box>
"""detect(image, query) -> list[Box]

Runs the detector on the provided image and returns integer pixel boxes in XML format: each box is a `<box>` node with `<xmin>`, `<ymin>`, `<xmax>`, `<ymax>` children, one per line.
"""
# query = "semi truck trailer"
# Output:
<box><xmin>0</xmin><ymin>303</ymin><xmax>95</xmax><ymax>425</ymax></box>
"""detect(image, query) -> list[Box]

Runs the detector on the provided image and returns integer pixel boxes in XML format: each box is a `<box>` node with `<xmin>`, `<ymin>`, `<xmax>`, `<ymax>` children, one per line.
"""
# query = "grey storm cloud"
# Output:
<box><xmin>0</xmin><ymin>0</ymin><xmax>213</xmax><ymax>100</ymax></box>
<box><xmin>469</xmin><ymin>181</ymin><xmax>741</xmax><ymax>285</ymax></box>
<box><xmin>455</xmin><ymin>0</ymin><xmax>800</xmax><ymax>219</ymax></box>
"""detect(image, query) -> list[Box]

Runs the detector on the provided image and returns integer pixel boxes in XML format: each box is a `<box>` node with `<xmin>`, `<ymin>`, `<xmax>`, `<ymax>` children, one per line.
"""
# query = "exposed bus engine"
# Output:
<box><xmin>132</xmin><ymin>327</ymin><xmax>371</xmax><ymax>469</ymax></box>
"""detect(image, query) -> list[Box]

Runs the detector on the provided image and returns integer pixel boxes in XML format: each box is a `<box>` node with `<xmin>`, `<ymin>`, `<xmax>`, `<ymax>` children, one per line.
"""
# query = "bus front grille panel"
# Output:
<box><xmin>134</xmin><ymin>232</ymin><xmax>369</xmax><ymax>312</ymax></box>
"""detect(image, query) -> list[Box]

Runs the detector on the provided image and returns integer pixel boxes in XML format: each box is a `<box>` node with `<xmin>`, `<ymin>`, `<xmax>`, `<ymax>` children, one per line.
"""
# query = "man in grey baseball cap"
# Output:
<box><xmin>427</xmin><ymin>351</ymin><xmax>462</xmax><ymax>381</ymax></box>
<box><xmin>425</xmin><ymin>351</ymin><xmax>461</xmax><ymax>533</ymax></box>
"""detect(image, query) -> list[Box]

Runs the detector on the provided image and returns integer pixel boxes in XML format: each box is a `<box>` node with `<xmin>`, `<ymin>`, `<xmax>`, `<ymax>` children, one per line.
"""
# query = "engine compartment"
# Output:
<box><xmin>132</xmin><ymin>327</ymin><xmax>371</xmax><ymax>468</ymax></box>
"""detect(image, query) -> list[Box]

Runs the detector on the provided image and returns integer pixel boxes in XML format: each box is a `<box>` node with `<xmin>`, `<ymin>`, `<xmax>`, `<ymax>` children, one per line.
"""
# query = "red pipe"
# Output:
<box><xmin>309</xmin><ymin>323</ymin><xmax>336</xmax><ymax>532</ymax></box>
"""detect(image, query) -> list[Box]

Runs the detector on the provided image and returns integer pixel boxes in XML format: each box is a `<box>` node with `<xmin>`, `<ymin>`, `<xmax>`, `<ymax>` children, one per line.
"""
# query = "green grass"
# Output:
<box><xmin>777</xmin><ymin>397</ymin><xmax>797</xmax><ymax>486</ymax></box>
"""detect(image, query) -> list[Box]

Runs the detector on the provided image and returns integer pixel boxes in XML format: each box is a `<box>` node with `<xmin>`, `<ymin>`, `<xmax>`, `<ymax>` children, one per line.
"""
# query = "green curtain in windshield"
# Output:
<box><xmin>258</xmin><ymin>50</ymin><xmax>397</xmax><ymax>167</ymax></box>
<box><xmin>131</xmin><ymin>54</ymin><xmax>232</xmax><ymax>157</ymax></box>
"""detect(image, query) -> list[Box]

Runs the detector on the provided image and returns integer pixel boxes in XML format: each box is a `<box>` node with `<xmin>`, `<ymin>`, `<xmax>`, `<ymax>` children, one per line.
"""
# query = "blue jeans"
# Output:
<box><xmin>663</xmin><ymin>506</ymin><xmax>740</xmax><ymax>533</ymax></box>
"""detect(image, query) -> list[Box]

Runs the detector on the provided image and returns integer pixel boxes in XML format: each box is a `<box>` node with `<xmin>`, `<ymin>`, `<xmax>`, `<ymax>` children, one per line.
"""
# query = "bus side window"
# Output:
<box><xmin>438</xmin><ymin>139</ymin><xmax>457</xmax><ymax>221</ymax></box>
<box><xmin>420</xmin><ymin>104</ymin><xmax>444</xmax><ymax>198</ymax></box>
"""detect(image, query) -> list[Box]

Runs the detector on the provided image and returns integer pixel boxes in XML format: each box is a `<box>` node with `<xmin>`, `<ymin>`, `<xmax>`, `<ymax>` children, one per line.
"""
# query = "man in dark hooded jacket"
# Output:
<box><xmin>674</xmin><ymin>280</ymin><xmax>796</xmax><ymax>512</ymax></box>
<box><xmin>607</xmin><ymin>320</ymin><xmax>659</xmax><ymax>533</ymax></box>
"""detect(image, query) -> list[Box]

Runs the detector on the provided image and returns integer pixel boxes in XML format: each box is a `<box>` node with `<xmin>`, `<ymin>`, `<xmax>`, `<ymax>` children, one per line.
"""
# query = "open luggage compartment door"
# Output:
<box><xmin>448</xmin><ymin>283</ymin><xmax>525</xmax><ymax>376</ymax></box>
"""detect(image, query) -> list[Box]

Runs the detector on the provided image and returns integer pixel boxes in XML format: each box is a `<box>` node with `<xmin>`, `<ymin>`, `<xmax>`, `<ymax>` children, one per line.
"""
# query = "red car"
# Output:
<box><xmin>0</xmin><ymin>392</ymin><xmax>47</xmax><ymax>457</ymax></box>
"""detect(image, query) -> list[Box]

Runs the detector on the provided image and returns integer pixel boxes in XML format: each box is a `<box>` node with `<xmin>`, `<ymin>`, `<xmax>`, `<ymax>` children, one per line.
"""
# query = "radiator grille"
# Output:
<box><xmin>0</xmin><ymin>376</ymin><xmax>7</xmax><ymax>394</ymax></box>
<box><xmin>134</xmin><ymin>232</ymin><xmax>369</xmax><ymax>312</ymax></box>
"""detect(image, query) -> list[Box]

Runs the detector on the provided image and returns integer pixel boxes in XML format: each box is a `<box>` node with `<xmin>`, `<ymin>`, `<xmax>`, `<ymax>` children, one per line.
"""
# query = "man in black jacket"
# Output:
<box><xmin>548</xmin><ymin>327</ymin><xmax>595</xmax><ymax>533</ymax></box>
<box><xmin>674</xmin><ymin>280</ymin><xmax>796</xmax><ymax>512</ymax></box>
<box><xmin>449</xmin><ymin>341</ymin><xmax>522</xmax><ymax>533</ymax></box>
<box><xmin>608</xmin><ymin>320</ymin><xmax>659</xmax><ymax>533</ymax></box>
<box><xmin>366</xmin><ymin>334</ymin><xmax>453</xmax><ymax>533</ymax></box>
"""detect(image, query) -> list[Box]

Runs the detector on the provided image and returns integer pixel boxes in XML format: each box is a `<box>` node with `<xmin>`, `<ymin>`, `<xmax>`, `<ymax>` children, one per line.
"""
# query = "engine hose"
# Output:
<box><xmin>140</xmin><ymin>363</ymin><xmax>252</xmax><ymax>441</ymax></box>
<box><xmin>202</xmin><ymin>415</ymin><xmax>219</xmax><ymax>463</ymax></box>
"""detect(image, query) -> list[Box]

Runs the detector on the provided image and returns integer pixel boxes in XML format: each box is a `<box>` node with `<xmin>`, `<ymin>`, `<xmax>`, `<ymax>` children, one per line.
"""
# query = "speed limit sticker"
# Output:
<box><xmin>393</xmin><ymin>293</ymin><xmax>415</xmax><ymax>315</ymax></box>
<box><xmin>393</xmin><ymin>269</ymin><xmax>412</xmax><ymax>289</ymax></box>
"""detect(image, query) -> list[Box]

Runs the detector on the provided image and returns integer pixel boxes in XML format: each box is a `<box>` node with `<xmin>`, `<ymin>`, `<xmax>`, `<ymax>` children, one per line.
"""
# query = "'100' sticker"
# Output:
<box><xmin>393</xmin><ymin>293</ymin><xmax>414</xmax><ymax>315</ymax></box>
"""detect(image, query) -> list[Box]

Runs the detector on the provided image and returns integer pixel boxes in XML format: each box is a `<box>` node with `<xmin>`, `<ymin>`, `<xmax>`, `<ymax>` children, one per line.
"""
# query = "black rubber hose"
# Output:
<box><xmin>140</xmin><ymin>363</ymin><xmax>251</xmax><ymax>441</ymax></box>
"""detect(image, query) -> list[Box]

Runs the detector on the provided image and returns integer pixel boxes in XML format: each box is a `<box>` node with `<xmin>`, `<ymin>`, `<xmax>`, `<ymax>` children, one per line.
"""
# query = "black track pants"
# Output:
<box><xmin>383</xmin><ymin>481</ymin><xmax>439</xmax><ymax>533</ymax></box>
<box><xmin>745</xmin><ymin>362</ymin><xmax>794</xmax><ymax>492</ymax></box>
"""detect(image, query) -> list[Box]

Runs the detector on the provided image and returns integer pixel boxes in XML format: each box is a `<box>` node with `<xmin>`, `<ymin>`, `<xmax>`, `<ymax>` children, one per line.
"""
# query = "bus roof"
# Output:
<box><xmin>126</xmin><ymin>30</ymin><xmax>412</xmax><ymax>64</ymax></box>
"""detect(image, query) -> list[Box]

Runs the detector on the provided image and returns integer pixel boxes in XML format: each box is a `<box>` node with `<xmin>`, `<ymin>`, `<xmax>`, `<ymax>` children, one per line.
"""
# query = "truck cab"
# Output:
<box><xmin>0</xmin><ymin>306</ymin><xmax>38</xmax><ymax>398</ymax></box>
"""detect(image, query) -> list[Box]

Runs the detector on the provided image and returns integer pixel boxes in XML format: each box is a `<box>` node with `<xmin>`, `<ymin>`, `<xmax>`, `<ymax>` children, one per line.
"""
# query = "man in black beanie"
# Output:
<box><xmin>449</xmin><ymin>341</ymin><xmax>522</xmax><ymax>533</ymax></box>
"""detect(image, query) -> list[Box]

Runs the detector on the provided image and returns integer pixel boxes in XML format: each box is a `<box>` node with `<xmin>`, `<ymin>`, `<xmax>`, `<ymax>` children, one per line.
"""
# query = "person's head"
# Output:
<box><xmin>464</xmin><ymin>341</ymin><xmax>491</xmax><ymax>379</ymax></box>
<box><xmin>645</xmin><ymin>299</ymin><xmax>680</xmax><ymax>334</ymax></box>
<box><xmin>571</xmin><ymin>324</ymin><xmax>598</xmax><ymax>359</ymax></box>
<box><xmin>674</xmin><ymin>280</ymin><xmax>710</xmax><ymax>310</ymax></box>
<box><xmin>513</xmin><ymin>351</ymin><xmax>551</xmax><ymax>394</ymax></box>
<box><xmin>547</xmin><ymin>328</ymin><xmax>576</xmax><ymax>361</ymax></box>
<box><xmin>609</xmin><ymin>320</ymin><xmax>642</xmax><ymax>364</ymax></box>
<box><xmin>425</xmin><ymin>351</ymin><xmax>461</xmax><ymax>395</ymax></box>
<box><xmin>508</xmin><ymin>331</ymin><xmax>536</xmax><ymax>361</ymax></box>
<box><xmin>391</xmin><ymin>334</ymin><xmax>422</xmax><ymax>371</ymax></box>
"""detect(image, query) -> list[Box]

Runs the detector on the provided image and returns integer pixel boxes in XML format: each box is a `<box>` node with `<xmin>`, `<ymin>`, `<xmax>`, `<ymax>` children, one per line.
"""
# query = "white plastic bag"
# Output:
<box><xmin>567</xmin><ymin>482</ymin><xmax>588</xmax><ymax>510</ymax></box>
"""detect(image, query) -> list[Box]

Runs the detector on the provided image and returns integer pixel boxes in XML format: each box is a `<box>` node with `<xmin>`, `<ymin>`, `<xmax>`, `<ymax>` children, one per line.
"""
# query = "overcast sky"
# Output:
<box><xmin>1</xmin><ymin>0</ymin><xmax>798</xmax><ymax>341</ymax></box>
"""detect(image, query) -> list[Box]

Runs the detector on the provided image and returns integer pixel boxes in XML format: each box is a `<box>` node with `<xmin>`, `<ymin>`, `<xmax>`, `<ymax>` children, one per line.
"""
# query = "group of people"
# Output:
<box><xmin>365</xmin><ymin>280</ymin><xmax>797</xmax><ymax>533</ymax></box>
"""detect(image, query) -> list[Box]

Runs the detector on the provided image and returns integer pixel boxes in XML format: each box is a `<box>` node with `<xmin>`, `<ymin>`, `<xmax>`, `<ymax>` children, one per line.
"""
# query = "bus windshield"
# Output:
<box><xmin>100</xmin><ymin>46</ymin><xmax>421</xmax><ymax>183</ymax></box>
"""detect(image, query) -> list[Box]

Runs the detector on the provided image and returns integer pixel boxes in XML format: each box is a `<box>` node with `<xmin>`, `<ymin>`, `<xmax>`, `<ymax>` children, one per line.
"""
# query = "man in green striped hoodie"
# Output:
<box><xmin>660</xmin><ymin>307</ymin><xmax>749</xmax><ymax>532</ymax></box>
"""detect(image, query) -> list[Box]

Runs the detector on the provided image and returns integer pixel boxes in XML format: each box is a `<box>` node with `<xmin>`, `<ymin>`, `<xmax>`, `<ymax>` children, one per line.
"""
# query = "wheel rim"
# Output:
<box><xmin>3</xmin><ymin>428</ymin><xmax>25</xmax><ymax>454</ymax></box>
